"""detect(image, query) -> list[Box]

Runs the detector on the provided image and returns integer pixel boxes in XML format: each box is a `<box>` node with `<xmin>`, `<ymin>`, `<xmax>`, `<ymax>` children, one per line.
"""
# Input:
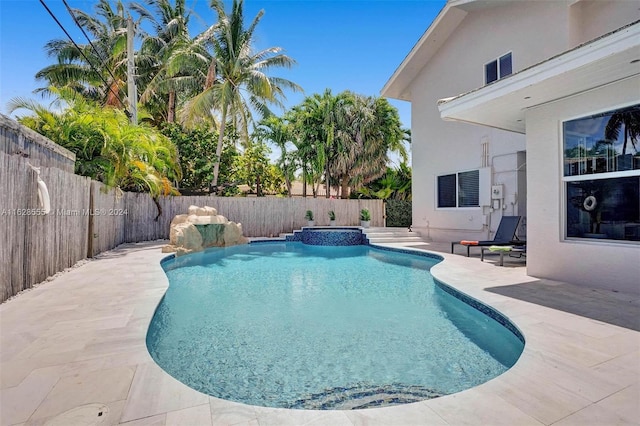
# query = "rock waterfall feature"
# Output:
<box><xmin>162</xmin><ymin>205</ymin><xmax>248</xmax><ymax>256</ymax></box>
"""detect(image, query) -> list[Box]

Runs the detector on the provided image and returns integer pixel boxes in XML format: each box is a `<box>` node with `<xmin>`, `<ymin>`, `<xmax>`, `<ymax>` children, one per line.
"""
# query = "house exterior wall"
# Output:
<box><xmin>525</xmin><ymin>76</ymin><xmax>640</xmax><ymax>294</ymax></box>
<box><xmin>409</xmin><ymin>1</ymin><xmax>571</xmax><ymax>242</ymax></box>
<box><xmin>407</xmin><ymin>0</ymin><xmax>637</xmax><ymax>245</ymax></box>
<box><xmin>569</xmin><ymin>0</ymin><xmax>640</xmax><ymax>48</ymax></box>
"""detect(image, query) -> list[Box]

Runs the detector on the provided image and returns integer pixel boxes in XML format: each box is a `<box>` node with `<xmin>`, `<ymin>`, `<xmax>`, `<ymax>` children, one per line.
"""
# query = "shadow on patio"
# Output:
<box><xmin>485</xmin><ymin>280</ymin><xmax>640</xmax><ymax>331</ymax></box>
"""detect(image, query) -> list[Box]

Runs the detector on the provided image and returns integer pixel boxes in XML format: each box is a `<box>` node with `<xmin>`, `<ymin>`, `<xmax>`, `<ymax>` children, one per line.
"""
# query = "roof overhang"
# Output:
<box><xmin>381</xmin><ymin>4</ymin><xmax>467</xmax><ymax>101</ymax></box>
<box><xmin>438</xmin><ymin>21</ymin><xmax>640</xmax><ymax>134</ymax></box>
<box><xmin>381</xmin><ymin>0</ymin><xmax>520</xmax><ymax>101</ymax></box>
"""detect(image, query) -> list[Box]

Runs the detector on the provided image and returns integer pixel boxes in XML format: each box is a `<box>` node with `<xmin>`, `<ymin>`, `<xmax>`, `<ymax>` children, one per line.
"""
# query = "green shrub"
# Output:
<box><xmin>360</xmin><ymin>209</ymin><xmax>371</xmax><ymax>221</ymax></box>
<box><xmin>385</xmin><ymin>200</ymin><xmax>412</xmax><ymax>227</ymax></box>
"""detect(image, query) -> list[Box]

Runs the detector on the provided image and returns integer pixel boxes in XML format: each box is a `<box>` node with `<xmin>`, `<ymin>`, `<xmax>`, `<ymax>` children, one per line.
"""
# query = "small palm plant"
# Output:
<box><xmin>360</xmin><ymin>209</ymin><xmax>371</xmax><ymax>228</ymax></box>
<box><xmin>305</xmin><ymin>210</ymin><xmax>314</xmax><ymax>227</ymax></box>
<box><xmin>328</xmin><ymin>210</ymin><xmax>336</xmax><ymax>226</ymax></box>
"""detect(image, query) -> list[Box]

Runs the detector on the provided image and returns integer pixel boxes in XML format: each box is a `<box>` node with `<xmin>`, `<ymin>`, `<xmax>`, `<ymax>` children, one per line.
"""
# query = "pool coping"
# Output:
<box><xmin>0</xmin><ymin>239</ymin><xmax>638</xmax><ymax>425</ymax></box>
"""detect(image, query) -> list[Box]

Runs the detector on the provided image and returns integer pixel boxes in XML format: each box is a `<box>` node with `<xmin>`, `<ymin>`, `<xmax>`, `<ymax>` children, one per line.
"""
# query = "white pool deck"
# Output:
<box><xmin>1</xmin><ymin>231</ymin><xmax>638</xmax><ymax>425</ymax></box>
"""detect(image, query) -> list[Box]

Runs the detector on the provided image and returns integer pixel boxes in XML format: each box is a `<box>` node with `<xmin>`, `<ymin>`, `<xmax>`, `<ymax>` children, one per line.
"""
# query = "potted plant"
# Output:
<box><xmin>328</xmin><ymin>210</ymin><xmax>336</xmax><ymax>226</ymax></box>
<box><xmin>360</xmin><ymin>209</ymin><xmax>371</xmax><ymax>228</ymax></box>
<box><xmin>305</xmin><ymin>210</ymin><xmax>314</xmax><ymax>227</ymax></box>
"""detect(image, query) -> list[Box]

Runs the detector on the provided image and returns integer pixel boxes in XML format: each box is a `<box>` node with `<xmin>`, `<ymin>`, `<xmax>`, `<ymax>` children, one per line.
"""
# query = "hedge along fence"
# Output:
<box><xmin>384</xmin><ymin>200</ymin><xmax>412</xmax><ymax>227</ymax></box>
<box><xmin>1</xmin><ymin>155</ymin><xmax>383</xmax><ymax>302</ymax></box>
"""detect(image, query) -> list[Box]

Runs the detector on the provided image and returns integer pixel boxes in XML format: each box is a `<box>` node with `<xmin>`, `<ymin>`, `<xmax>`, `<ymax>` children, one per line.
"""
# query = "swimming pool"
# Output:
<box><xmin>148</xmin><ymin>241</ymin><xmax>524</xmax><ymax>410</ymax></box>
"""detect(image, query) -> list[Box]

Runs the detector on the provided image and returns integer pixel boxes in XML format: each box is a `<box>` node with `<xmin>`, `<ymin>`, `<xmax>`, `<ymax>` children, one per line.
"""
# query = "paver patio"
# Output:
<box><xmin>1</xmin><ymin>234</ymin><xmax>638</xmax><ymax>425</ymax></box>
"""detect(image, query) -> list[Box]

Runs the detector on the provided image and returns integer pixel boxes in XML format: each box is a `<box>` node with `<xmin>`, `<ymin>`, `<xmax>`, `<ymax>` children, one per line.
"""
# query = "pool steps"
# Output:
<box><xmin>362</xmin><ymin>228</ymin><xmax>425</xmax><ymax>245</ymax></box>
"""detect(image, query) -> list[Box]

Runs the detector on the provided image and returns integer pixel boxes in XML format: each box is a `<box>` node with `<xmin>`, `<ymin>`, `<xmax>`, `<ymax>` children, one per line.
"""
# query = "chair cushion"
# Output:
<box><xmin>489</xmin><ymin>245</ymin><xmax>513</xmax><ymax>252</ymax></box>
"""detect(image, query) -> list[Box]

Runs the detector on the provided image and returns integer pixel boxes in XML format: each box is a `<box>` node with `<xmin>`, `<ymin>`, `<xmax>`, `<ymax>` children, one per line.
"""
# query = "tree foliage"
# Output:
<box><xmin>160</xmin><ymin>123</ymin><xmax>238</xmax><ymax>194</ymax></box>
<box><xmin>354</xmin><ymin>164</ymin><xmax>412</xmax><ymax>200</ymax></box>
<box><xmin>133</xmin><ymin>0</ymin><xmax>194</xmax><ymax>124</ymax></box>
<box><xmin>254</xmin><ymin>115</ymin><xmax>297</xmax><ymax>196</ymax></box>
<box><xmin>286</xmin><ymin>90</ymin><xmax>410</xmax><ymax>198</ymax></box>
<box><xmin>10</xmin><ymin>88</ymin><xmax>181</xmax><ymax>197</ymax></box>
<box><xmin>14</xmin><ymin>1</ymin><xmax>414</xmax><ymax>199</ymax></box>
<box><xmin>180</xmin><ymin>0</ymin><xmax>302</xmax><ymax>190</ymax></box>
<box><xmin>236</xmin><ymin>141</ymin><xmax>284</xmax><ymax>196</ymax></box>
<box><xmin>35</xmin><ymin>0</ymin><xmax>134</xmax><ymax>108</ymax></box>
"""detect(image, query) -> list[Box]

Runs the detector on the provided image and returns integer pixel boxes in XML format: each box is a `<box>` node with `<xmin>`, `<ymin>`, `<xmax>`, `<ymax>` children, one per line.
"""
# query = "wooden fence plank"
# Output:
<box><xmin>89</xmin><ymin>181</ymin><xmax>127</xmax><ymax>257</ymax></box>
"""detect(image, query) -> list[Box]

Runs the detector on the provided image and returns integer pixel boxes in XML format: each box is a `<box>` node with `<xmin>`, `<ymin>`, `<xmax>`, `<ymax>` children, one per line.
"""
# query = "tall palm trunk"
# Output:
<box><xmin>167</xmin><ymin>90</ymin><xmax>176</xmax><ymax>123</ymax></box>
<box><xmin>285</xmin><ymin>178</ymin><xmax>292</xmax><ymax>197</ymax></box>
<box><xmin>340</xmin><ymin>176</ymin><xmax>350</xmax><ymax>199</ymax></box>
<box><xmin>325</xmin><ymin>149</ymin><xmax>331</xmax><ymax>199</ymax></box>
<box><xmin>212</xmin><ymin>102</ymin><xmax>227</xmax><ymax>190</ymax></box>
<box><xmin>302</xmin><ymin>165</ymin><xmax>307</xmax><ymax>198</ymax></box>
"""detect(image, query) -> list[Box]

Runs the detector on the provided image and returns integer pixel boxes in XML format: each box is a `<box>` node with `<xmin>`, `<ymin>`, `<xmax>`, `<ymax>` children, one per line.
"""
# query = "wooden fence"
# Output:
<box><xmin>0</xmin><ymin>152</ymin><xmax>90</xmax><ymax>302</ymax></box>
<box><xmin>0</xmin><ymin>113</ymin><xmax>76</xmax><ymax>173</ymax></box>
<box><xmin>113</xmin><ymin>195</ymin><xmax>383</xmax><ymax>240</ymax></box>
<box><xmin>1</xmin><ymin>154</ymin><xmax>383</xmax><ymax>302</ymax></box>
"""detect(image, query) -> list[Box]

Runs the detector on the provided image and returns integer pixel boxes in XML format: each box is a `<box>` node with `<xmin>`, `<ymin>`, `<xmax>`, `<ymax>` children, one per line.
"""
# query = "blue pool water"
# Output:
<box><xmin>148</xmin><ymin>242</ymin><xmax>524</xmax><ymax>410</ymax></box>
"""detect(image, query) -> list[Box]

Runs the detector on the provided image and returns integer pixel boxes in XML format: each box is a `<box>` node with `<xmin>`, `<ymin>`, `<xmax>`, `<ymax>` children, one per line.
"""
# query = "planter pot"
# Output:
<box><xmin>307</xmin><ymin>220</ymin><xmax>315</xmax><ymax>227</ymax></box>
<box><xmin>329</xmin><ymin>220</ymin><xmax>336</xmax><ymax>226</ymax></box>
<box><xmin>360</xmin><ymin>220</ymin><xmax>370</xmax><ymax>228</ymax></box>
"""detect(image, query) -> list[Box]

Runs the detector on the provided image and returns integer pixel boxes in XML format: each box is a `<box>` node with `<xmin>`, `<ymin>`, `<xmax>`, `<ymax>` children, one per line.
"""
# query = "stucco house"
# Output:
<box><xmin>382</xmin><ymin>0</ymin><xmax>640</xmax><ymax>293</ymax></box>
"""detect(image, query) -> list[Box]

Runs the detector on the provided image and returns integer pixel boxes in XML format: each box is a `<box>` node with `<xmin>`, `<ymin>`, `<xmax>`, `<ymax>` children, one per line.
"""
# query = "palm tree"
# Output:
<box><xmin>347</xmin><ymin>95</ymin><xmax>409</xmax><ymax>190</ymax></box>
<box><xmin>180</xmin><ymin>0</ymin><xmax>301</xmax><ymax>191</ymax></box>
<box><xmin>605</xmin><ymin>106</ymin><xmax>640</xmax><ymax>156</ymax></box>
<box><xmin>35</xmin><ymin>0</ymin><xmax>133</xmax><ymax>108</ymax></box>
<box><xmin>287</xmin><ymin>91</ymin><xmax>408</xmax><ymax>198</ymax></box>
<box><xmin>255</xmin><ymin>115</ymin><xmax>297</xmax><ymax>196</ymax></box>
<box><xmin>330</xmin><ymin>93</ymin><xmax>409</xmax><ymax>198</ymax></box>
<box><xmin>289</xmin><ymin>90</ymin><xmax>355</xmax><ymax>198</ymax></box>
<box><xmin>289</xmin><ymin>96</ymin><xmax>328</xmax><ymax>197</ymax></box>
<box><xmin>133</xmin><ymin>0</ymin><xmax>195</xmax><ymax>123</ymax></box>
<box><xmin>317</xmin><ymin>90</ymin><xmax>350</xmax><ymax>198</ymax></box>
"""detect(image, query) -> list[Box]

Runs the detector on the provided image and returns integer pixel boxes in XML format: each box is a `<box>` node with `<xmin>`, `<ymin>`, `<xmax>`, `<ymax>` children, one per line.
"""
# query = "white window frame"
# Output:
<box><xmin>485</xmin><ymin>52</ymin><xmax>513</xmax><ymax>85</ymax></box>
<box><xmin>561</xmin><ymin>102</ymin><xmax>640</xmax><ymax>243</ymax></box>
<box><xmin>435</xmin><ymin>169</ymin><xmax>482</xmax><ymax>210</ymax></box>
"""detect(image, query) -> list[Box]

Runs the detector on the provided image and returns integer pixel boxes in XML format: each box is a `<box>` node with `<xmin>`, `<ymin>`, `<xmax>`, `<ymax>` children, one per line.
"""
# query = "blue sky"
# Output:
<box><xmin>0</xmin><ymin>0</ymin><xmax>445</xmax><ymax>136</ymax></box>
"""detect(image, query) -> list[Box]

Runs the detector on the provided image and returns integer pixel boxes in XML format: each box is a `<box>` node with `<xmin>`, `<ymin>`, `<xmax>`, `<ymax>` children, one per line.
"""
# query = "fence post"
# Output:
<box><xmin>87</xmin><ymin>182</ymin><xmax>94</xmax><ymax>258</ymax></box>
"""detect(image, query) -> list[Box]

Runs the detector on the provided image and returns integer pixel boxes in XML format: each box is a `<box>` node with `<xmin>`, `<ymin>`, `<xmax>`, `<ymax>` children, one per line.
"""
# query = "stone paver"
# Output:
<box><xmin>0</xmin><ymin>235</ymin><xmax>638</xmax><ymax>425</ymax></box>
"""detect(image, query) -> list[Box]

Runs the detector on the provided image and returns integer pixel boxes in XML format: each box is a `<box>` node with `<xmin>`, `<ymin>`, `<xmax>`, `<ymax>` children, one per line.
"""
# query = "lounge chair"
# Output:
<box><xmin>480</xmin><ymin>245</ymin><xmax>526</xmax><ymax>266</ymax></box>
<box><xmin>451</xmin><ymin>216</ymin><xmax>523</xmax><ymax>257</ymax></box>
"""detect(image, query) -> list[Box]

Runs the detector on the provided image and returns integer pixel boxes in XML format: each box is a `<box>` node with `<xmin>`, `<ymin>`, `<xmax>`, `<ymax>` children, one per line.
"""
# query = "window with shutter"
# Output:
<box><xmin>437</xmin><ymin>170</ymin><xmax>480</xmax><ymax>208</ymax></box>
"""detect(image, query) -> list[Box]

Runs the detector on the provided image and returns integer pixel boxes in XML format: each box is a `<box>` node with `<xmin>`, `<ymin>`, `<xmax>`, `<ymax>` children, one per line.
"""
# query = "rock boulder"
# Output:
<box><xmin>162</xmin><ymin>205</ymin><xmax>248</xmax><ymax>256</ymax></box>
